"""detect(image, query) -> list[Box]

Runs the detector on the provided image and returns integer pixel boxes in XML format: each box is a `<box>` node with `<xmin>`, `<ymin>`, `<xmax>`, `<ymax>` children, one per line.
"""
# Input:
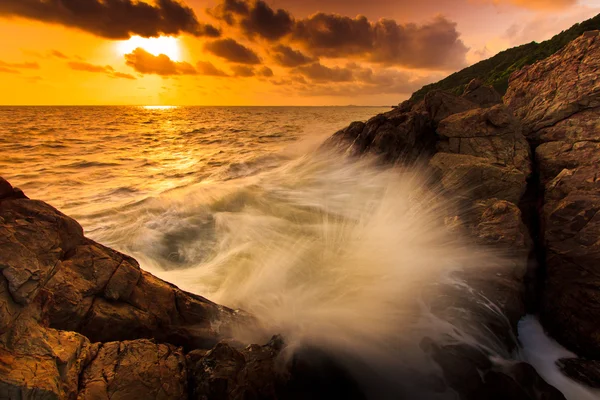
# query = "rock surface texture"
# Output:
<box><xmin>505</xmin><ymin>30</ymin><xmax>600</xmax><ymax>361</ymax></box>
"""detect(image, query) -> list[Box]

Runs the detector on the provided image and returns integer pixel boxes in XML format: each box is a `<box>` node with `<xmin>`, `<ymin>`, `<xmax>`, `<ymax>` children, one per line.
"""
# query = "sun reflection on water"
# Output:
<box><xmin>142</xmin><ymin>105</ymin><xmax>178</xmax><ymax>110</ymax></box>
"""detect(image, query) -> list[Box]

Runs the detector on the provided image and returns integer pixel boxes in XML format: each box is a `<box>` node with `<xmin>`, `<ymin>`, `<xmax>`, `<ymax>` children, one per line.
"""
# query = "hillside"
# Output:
<box><xmin>409</xmin><ymin>13</ymin><xmax>600</xmax><ymax>102</ymax></box>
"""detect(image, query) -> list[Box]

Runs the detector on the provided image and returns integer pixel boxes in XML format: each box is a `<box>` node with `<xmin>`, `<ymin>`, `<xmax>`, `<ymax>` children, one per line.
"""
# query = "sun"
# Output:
<box><xmin>118</xmin><ymin>36</ymin><xmax>181</xmax><ymax>61</ymax></box>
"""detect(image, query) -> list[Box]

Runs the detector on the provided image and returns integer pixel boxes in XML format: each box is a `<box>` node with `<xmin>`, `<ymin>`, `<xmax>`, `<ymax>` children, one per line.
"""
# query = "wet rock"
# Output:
<box><xmin>0</xmin><ymin>313</ymin><xmax>92</xmax><ymax>400</ymax></box>
<box><xmin>429</xmin><ymin>153</ymin><xmax>527</xmax><ymax>204</ymax></box>
<box><xmin>436</xmin><ymin>104</ymin><xmax>530</xmax><ymax>173</ymax></box>
<box><xmin>556</xmin><ymin>358</ymin><xmax>600</xmax><ymax>388</ymax></box>
<box><xmin>505</xmin><ymin>31</ymin><xmax>600</xmax><ymax>359</ymax></box>
<box><xmin>77</xmin><ymin>339</ymin><xmax>188</xmax><ymax>400</ymax></box>
<box><xmin>541</xmin><ymin>166</ymin><xmax>600</xmax><ymax>358</ymax></box>
<box><xmin>461</xmin><ymin>78</ymin><xmax>503</xmax><ymax>107</ymax></box>
<box><xmin>326</xmin><ymin>110</ymin><xmax>435</xmax><ymax>163</ymax></box>
<box><xmin>188</xmin><ymin>336</ymin><xmax>366</xmax><ymax>400</ymax></box>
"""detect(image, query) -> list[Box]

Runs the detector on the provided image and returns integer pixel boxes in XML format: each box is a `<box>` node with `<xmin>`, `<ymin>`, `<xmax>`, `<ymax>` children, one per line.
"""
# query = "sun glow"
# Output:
<box><xmin>118</xmin><ymin>36</ymin><xmax>181</xmax><ymax>60</ymax></box>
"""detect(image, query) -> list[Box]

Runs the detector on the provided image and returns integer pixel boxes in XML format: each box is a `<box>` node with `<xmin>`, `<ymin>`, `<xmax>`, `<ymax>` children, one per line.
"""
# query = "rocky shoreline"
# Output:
<box><xmin>1</xmin><ymin>31</ymin><xmax>599</xmax><ymax>399</ymax></box>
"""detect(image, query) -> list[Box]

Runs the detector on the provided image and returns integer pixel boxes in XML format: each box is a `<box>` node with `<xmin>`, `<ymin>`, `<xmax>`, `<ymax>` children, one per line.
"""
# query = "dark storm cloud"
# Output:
<box><xmin>196</xmin><ymin>61</ymin><xmax>229</xmax><ymax>76</ymax></box>
<box><xmin>68</xmin><ymin>61</ymin><xmax>137</xmax><ymax>79</ymax></box>
<box><xmin>204</xmin><ymin>38</ymin><xmax>261</xmax><ymax>64</ymax></box>
<box><xmin>295</xmin><ymin>63</ymin><xmax>353</xmax><ymax>82</ymax></box>
<box><xmin>271</xmin><ymin>45</ymin><xmax>315</xmax><ymax>67</ymax></box>
<box><xmin>208</xmin><ymin>0</ymin><xmax>468</xmax><ymax>69</ymax></box>
<box><xmin>231</xmin><ymin>65</ymin><xmax>255</xmax><ymax>77</ymax></box>
<box><xmin>0</xmin><ymin>0</ymin><xmax>221</xmax><ymax>39</ymax></box>
<box><xmin>125</xmin><ymin>48</ymin><xmax>197</xmax><ymax>76</ymax></box>
<box><xmin>257</xmin><ymin>66</ymin><xmax>274</xmax><ymax>77</ymax></box>
<box><xmin>209</xmin><ymin>0</ymin><xmax>293</xmax><ymax>40</ymax></box>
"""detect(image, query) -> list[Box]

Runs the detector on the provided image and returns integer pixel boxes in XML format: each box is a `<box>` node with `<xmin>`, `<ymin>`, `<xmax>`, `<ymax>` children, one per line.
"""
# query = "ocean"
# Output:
<box><xmin>1</xmin><ymin>105</ymin><xmax>595</xmax><ymax>399</ymax></box>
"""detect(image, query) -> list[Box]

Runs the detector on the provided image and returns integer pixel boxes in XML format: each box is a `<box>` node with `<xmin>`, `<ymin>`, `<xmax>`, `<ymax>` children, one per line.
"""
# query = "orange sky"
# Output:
<box><xmin>0</xmin><ymin>0</ymin><xmax>598</xmax><ymax>106</ymax></box>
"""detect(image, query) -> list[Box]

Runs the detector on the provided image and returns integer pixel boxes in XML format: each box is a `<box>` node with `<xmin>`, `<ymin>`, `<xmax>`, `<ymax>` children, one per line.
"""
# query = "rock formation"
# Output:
<box><xmin>505</xmin><ymin>30</ymin><xmax>600</xmax><ymax>360</ymax></box>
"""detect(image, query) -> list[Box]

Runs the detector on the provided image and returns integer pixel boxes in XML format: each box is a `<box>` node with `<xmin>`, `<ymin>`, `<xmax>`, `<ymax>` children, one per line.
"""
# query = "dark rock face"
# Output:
<box><xmin>557</xmin><ymin>358</ymin><xmax>600</xmax><ymax>388</ymax></box>
<box><xmin>505</xmin><ymin>30</ymin><xmax>600</xmax><ymax>359</ymax></box>
<box><xmin>461</xmin><ymin>78</ymin><xmax>503</xmax><ymax>107</ymax></box>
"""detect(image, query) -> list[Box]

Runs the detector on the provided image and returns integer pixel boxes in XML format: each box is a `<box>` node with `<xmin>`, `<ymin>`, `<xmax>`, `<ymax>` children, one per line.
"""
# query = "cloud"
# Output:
<box><xmin>204</xmin><ymin>38</ymin><xmax>261</xmax><ymax>64</ymax></box>
<box><xmin>0</xmin><ymin>60</ymin><xmax>39</xmax><ymax>69</ymax></box>
<box><xmin>112</xmin><ymin>72</ymin><xmax>137</xmax><ymax>80</ymax></box>
<box><xmin>209</xmin><ymin>0</ymin><xmax>293</xmax><ymax>40</ymax></box>
<box><xmin>68</xmin><ymin>61</ymin><xmax>136</xmax><ymax>79</ymax></box>
<box><xmin>295</xmin><ymin>63</ymin><xmax>354</xmax><ymax>82</ymax></box>
<box><xmin>208</xmin><ymin>0</ymin><xmax>468</xmax><ymax>69</ymax></box>
<box><xmin>0</xmin><ymin>67</ymin><xmax>20</xmax><ymax>74</ymax></box>
<box><xmin>0</xmin><ymin>0</ymin><xmax>220</xmax><ymax>39</ymax></box>
<box><xmin>50</xmin><ymin>50</ymin><xmax>69</xmax><ymax>59</ymax></box>
<box><xmin>125</xmin><ymin>48</ymin><xmax>197</xmax><ymax>76</ymax></box>
<box><xmin>485</xmin><ymin>0</ymin><xmax>576</xmax><ymax>10</ymax></box>
<box><xmin>257</xmin><ymin>66</ymin><xmax>274</xmax><ymax>77</ymax></box>
<box><xmin>68</xmin><ymin>61</ymin><xmax>113</xmax><ymax>73</ymax></box>
<box><xmin>294</xmin><ymin>14</ymin><xmax>468</xmax><ymax>69</ymax></box>
<box><xmin>196</xmin><ymin>61</ymin><xmax>229</xmax><ymax>76</ymax></box>
<box><xmin>271</xmin><ymin>45</ymin><xmax>315</xmax><ymax>67</ymax></box>
<box><xmin>231</xmin><ymin>65</ymin><xmax>255</xmax><ymax>77</ymax></box>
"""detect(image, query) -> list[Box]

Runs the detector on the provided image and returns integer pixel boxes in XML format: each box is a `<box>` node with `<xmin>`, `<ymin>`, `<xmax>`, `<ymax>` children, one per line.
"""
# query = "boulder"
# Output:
<box><xmin>461</xmin><ymin>78</ymin><xmax>503</xmax><ymax>107</ymax></box>
<box><xmin>77</xmin><ymin>340</ymin><xmax>188</xmax><ymax>400</ymax></box>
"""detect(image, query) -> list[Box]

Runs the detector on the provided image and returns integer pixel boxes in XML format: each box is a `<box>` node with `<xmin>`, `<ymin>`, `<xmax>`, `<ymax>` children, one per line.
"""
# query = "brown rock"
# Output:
<box><xmin>418</xmin><ymin>90</ymin><xmax>478</xmax><ymax>123</ymax></box>
<box><xmin>536</xmin><ymin>141</ymin><xmax>600</xmax><ymax>183</ymax></box>
<box><xmin>461</xmin><ymin>78</ymin><xmax>503</xmax><ymax>107</ymax></box>
<box><xmin>429</xmin><ymin>153</ymin><xmax>527</xmax><ymax>204</ymax></box>
<box><xmin>0</xmin><ymin>315</ymin><xmax>92</xmax><ymax>400</ymax></box>
<box><xmin>77</xmin><ymin>340</ymin><xmax>188</xmax><ymax>400</ymax></box>
<box><xmin>436</xmin><ymin>104</ymin><xmax>530</xmax><ymax>173</ymax></box>
<box><xmin>541</xmin><ymin>166</ymin><xmax>600</xmax><ymax>357</ymax></box>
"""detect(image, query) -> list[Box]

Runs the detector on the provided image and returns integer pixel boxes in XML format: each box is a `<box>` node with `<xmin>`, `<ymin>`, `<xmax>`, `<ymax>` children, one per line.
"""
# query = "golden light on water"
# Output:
<box><xmin>118</xmin><ymin>36</ymin><xmax>181</xmax><ymax>60</ymax></box>
<box><xmin>142</xmin><ymin>105</ymin><xmax>178</xmax><ymax>110</ymax></box>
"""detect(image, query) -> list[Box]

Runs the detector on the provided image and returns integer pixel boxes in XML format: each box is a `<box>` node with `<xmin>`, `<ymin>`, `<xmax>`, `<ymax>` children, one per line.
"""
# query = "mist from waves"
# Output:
<box><xmin>91</xmin><ymin>148</ymin><xmax>535</xmax><ymax>398</ymax></box>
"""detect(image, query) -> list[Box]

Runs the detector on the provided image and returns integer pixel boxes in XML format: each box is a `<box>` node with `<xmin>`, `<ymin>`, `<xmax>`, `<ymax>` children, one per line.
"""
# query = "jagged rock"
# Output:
<box><xmin>188</xmin><ymin>336</ymin><xmax>367</xmax><ymax>400</ymax></box>
<box><xmin>436</xmin><ymin>104</ymin><xmax>530</xmax><ymax>173</ymax></box>
<box><xmin>536</xmin><ymin>141</ymin><xmax>600</xmax><ymax>183</ymax></box>
<box><xmin>556</xmin><ymin>358</ymin><xmax>600</xmax><ymax>388</ymax></box>
<box><xmin>423</xmin><ymin>342</ymin><xmax>565</xmax><ymax>400</ymax></box>
<box><xmin>326</xmin><ymin>110</ymin><xmax>435</xmax><ymax>163</ymax></box>
<box><xmin>77</xmin><ymin>340</ymin><xmax>188</xmax><ymax>400</ymax></box>
<box><xmin>325</xmin><ymin>90</ymin><xmax>480</xmax><ymax>163</ymax></box>
<box><xmin>429</xmin><ymin>153</ymin><xmax>527</xmax><ymax>204</ymax></box>
<box><xmin>541</xmin><ymin>166</ymin><xmax>600</xmax><ymax>358</ymax></box>
<box><xmin>416</xmin><ymin>90</ymin><xmax>478</xmax><ymax>123</ymax></box>
<box><xmin>505</xmin><ymin>31</ymin><xmax>600</xmax><ymax>359</ymax></box>
<box><xmin>0</xmin><ymin>313</ymin><xmax>92</xmax><ymax>400</ymax></box>
<box><xmin>461</xmin><ymin>78</ymin><xmax>503</xmax><ymax>107</ymax></box>
<box><xmin>0</xmin><ymin>191</ymin><xmax>244</xmax><ymax>351</ymax></box>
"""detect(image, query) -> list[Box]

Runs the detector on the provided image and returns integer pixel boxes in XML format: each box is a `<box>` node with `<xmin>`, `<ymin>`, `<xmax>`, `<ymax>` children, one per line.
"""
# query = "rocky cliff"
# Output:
<box><xmin>329</xmin><ymin>30</ymin><xmax>600</xmax><ymax>392</ymax></box>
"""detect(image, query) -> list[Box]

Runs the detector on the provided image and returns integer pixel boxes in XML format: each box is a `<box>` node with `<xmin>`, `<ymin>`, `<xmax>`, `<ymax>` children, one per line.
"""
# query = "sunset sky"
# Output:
<box><xmin>0</xmin><ymin>0</ymin><xmax>598</xmax><ymax>106</ymax></box>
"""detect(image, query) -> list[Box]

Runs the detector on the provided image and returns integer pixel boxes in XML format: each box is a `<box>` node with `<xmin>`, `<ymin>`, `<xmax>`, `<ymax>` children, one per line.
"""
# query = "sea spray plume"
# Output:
<box><xmin>126</xmin><ymin>150</ymin><xmax>518</xmax><ymax>396</ymax></box>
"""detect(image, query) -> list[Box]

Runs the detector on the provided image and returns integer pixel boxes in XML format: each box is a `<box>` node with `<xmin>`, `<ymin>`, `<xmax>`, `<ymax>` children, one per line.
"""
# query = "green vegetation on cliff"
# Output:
<box><xmin>409</xmin><ymin>13</ymin><xmax>600</xmax><ymax>102</ymax></box>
